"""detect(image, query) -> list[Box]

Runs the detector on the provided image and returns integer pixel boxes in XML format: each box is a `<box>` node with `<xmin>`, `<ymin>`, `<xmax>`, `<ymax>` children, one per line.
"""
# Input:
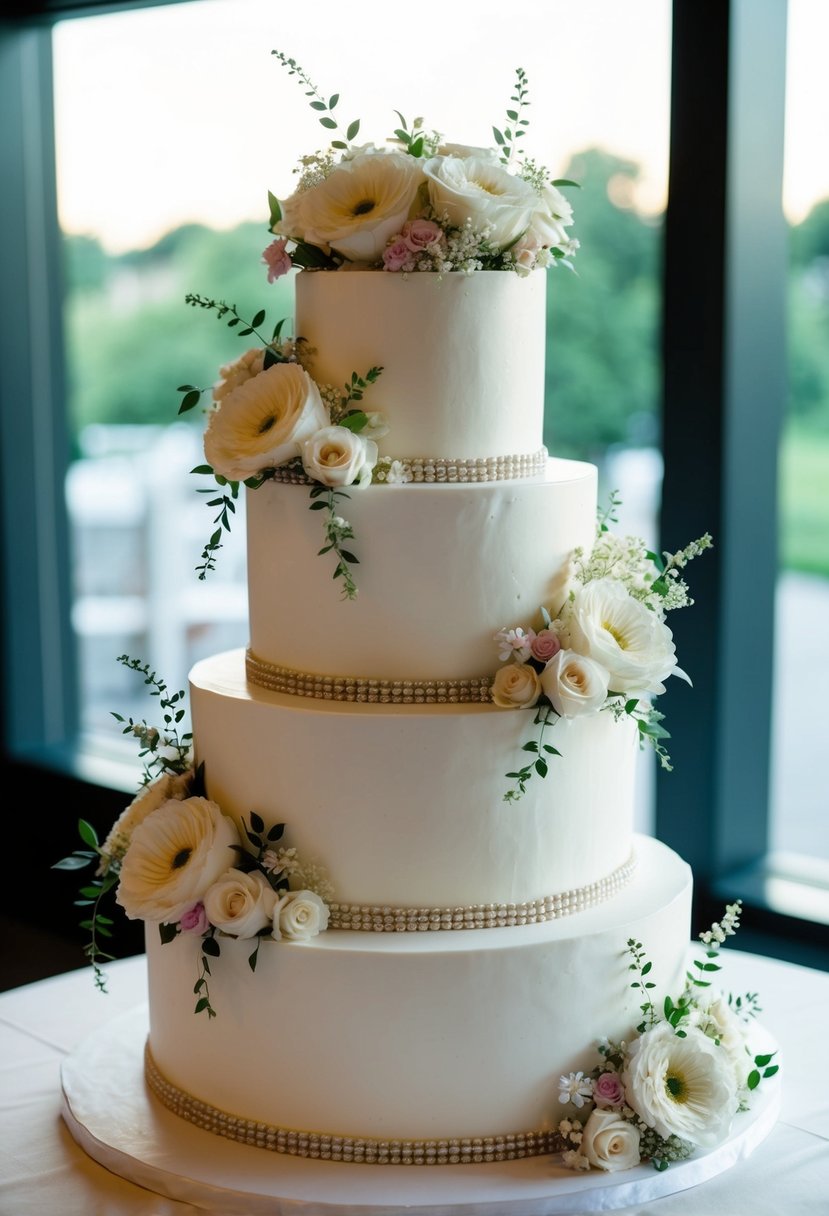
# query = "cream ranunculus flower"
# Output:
<box><xmin>274</xmin><ymin>890</ymin><xmax>330</xmax><ymax>942</ymax></box>
<box><xmin>116</xmin><ymin>796</ymin><xmax>241</xmax><ymax>924</ymax></box>
<box><xmin>422</xmin><ymin>155</ymin><xmax>537</xmax><ymax>250</ymax></box>
<box><xmin>301</xmin><ymin>425</ymin><xmax>379</xmax><ymax>488</ymax></box>
<box><xmin>99</xmin><ymin>770</ymin><xmax>194</xmax><ymax>872</ymax></box>
<box><xmin>280</xmin><ymin>151</ymin><xmax>423</xmax><ymax>263</ymax></box>
<box><xmin>528</xmin><ymin>179</ymin><xmax>575</xmax><ymax>250</ymax></box>
<box><xmin>204</xmin><ymin>363</ymin><xmax>328</xmax><ymax>482</ymax></box>
<box><xmin>491</xmin><ymin>663</ymin><xmax>542</xmax><ymax>709</ymax></box>
<box><xmin>581</xmin><ymin>1109</ymin><xmax>642</xmax><ymax>1173</ymax></box>
<box><xmin>202</xmin><ymin>868</ymin><xmax>278</xmax><ymax>939</ymax></box>
<box><xmin>539</xmin><ymin>649</ymin><xmax>610</xmax><ymax>717</ymax></box>
<box><xmin>566</xmin><ymin>579</ymin><xmax>686</xmax><ymax>695</ymax></box>
<box><xmin>622</xmin><ymin>1022</ymin><xmax>738</xmax><ymax>1148</ymax></box>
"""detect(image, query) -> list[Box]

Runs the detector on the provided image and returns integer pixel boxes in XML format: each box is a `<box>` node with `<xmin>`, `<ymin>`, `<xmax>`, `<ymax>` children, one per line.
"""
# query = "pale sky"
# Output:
<box><xmin>53</xmin><ymin>0</ymin><xmax>827</xmax><ymax>255</ymax></box>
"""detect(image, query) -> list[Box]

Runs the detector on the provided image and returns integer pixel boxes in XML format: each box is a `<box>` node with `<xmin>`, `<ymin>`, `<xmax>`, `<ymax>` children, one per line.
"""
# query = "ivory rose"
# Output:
<box><xmin>540</xmin><ymin>649</ymin><xmax>609</xmax><ymax>717</ymax></box>
<box><xmin>581</xmin><ymin>1109</ymin><xmax>641</xmax><ymax>1172</ymax></box>
<box><xmin>566</xmin><ymin>579</ymin><xmax>686</xmax><ymax>695</ymax></box>
<box><xmin>204</xmin><ymin>363</ymin><xmax>328</xmax><ymax>482</ymax></box>
<box><xmin>422</xmin><ymin>155</ymin><xmax>537</xmax><ymax>250</ymax></box>
<box><xmin>491</xmin><ymin>663</ymin><xmax>541</xmax><ymax>709</ymax></box>
<box><xmin>203</xmin><ymin>869</ymin><xmax>278</xmax><ymax>939</ymax></box>
<box><xmin>622</xmin><ymin>1022</ymin><xmax>738</xmax><ymax>1147</ymax></box>
<box><xmin>277</xmin><ymin>151</ymin><xmax>423</xmax><ymax>263</ymax></box>
<box><xmin>116</xmin><ymin>796</ymin><xmax>241</xmax><ymax>924</ymax></box>
<box><xmin>301</xmin><ymin>425</ymin><xmax>378</xmax><ymax>488</ymax></box>
<box><xmin>274</xmin><ymin>890</ymin><xmax>330</xmax><ymax>942</ymax></box>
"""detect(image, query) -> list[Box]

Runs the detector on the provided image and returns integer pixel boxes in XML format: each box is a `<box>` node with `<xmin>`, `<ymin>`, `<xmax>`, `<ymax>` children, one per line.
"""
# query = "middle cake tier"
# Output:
<box><xmin>247</xmin><ymin>456</ymin><xmax>596</xmax><ymax>682</ymax></box>
<box><xmin>190</xmin><ymin>648</ymin><xmax>639</xmax><ymax>913</ymax></box>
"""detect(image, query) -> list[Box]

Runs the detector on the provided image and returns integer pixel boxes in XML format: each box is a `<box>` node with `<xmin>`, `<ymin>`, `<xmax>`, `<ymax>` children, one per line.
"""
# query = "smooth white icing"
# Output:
<box><xmin>190</xmin><ymin>648</ymin><xmax>637</xmax><ymax>909</ymax></box>
<box><xmin>247</xmin><ymin>457</ymin><xmax>596</xmax><ymax>681</ymax></box>
<box><xmin>146</xmin><ymin>835</ymin><xmax>692</xmax><ymax>1142</ymax></box>
<box><xmin>295</xmin><ymin>269</ymin><xmax>547</xmax><ymax>459</ymax></box>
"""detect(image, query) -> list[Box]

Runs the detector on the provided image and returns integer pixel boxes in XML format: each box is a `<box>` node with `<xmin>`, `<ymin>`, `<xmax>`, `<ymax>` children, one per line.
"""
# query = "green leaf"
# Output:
<box><xmin>159</xmin><ymin>922</ymin><xmax>178</xmax><ymax>944</ymax></box>
<box><xmin>251</xmin><ymin>309</ymin><xmax>266</xmax><ymax>328</ymax></box>
<box><xmin>534</xmin><ymin>757</ymin><xmax>548</xmax><ymax>777</ymax></box>
<box><xmin>753</xmin><ymin>1053</ymin><xmax>775</xmax><ymax>1067</ymax></box>
<box><xmin>346</xmin><ymin>119</ymin><xmax>360</xmax><ymax>141</ymax></box>
<box><xmin>492</xmin><ymin>126</ymin><xmax>505</xmax><ymax>145</ymax></box>
<box><xmin>328</xmin><ymin>93</ymin><xmax>339</xmax><ymax>109</ymax></box>
<box><xmin>320</xmin><ymin>116</ymin><xmax>337</xmax><ymax>130</ymax></box>
<box><xmin>747</xmin><ymin>1069</ymin><xmax>761</xmax><ymax>1090</ymax></box>
<box><xmin>309</xmin><ymin>100</ymin><xmax>327</xmax><ymax>111</ymax></box>
<box><xmin>178</xmin><ymin>389</ymin><xmax>202</xmax><ymax>415</ymax></box>
<box><xmin>250</xmin><ymin>810</ymin><xmax>265</xmax><ymax>834</ymax></box>
<box><xmin>194</xmin><ymin>997</ymin><xmax>210</xmax><ymax>1014</ymax></box>
<box><xmin>763</xmin><ymin>1065</ymin><xmax>779</xmax><ymax>1078</ymax></box>
<box><xmin>202</xmin><ymin>936</ymin><xmax>221</xmax><ymax>958</ymax></box>
<box><xmin>267</xmin><ymin>190</ymin><xmax>282</xmax><ymax>227</ymax></box>
<box><xmin>78</xmin><ymin>819</ymin><xmax>100</xmax><ymax>849</ymax></box>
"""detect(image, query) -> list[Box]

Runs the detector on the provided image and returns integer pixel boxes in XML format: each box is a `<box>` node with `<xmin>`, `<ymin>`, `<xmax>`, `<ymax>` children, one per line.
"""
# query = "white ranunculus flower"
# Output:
<box><xmin>278</xmin><ymin>151</ymin><xmax>422</xmax><ymax>263</ymax></box>
<box><xmin>540</xmin><ymin>649</ymin><xmax>610</xmax><ymax>717</ymax></box>
<box><xmin>581</xmin><ymin>1109</ymin><xmax>642</xmax><ymax>1173</ymax></box>
<box><xmin>691</xmin><ymin>991</ymin><xmax>752</xmax><ymax>1089</ymax></box>
<box><xmin>491</xmin><ymin>663</ymin><xmax>542</xmax><ymax>709</ymax></box>
<box><xmin>567</xmin><ymin>579</ymin><xmax>686</xmax><ymax>695</ymax></box>
<box><xmin>274</xmin><ymin>890</ymin><xmax>330</xmax><ymax>942</ymax></box>
<box><xmin>422</xmin><ymin>155</ymin><xmax>537</xmax><ymax>250</ymax></box>
<box><xmin>301</xmin><ymin>425</ymin><xmax>378</xmax><ymax>488</ymax></box>
<box><xmin>116</xmin><ymin>796</ymin><xmax>241</xmax><ymax>924</ymax></box>
<box><xmin>202</xmin><ymin>869</ymin><xmax>278</xmax><ymax>939</ymax></box>
<box><xmin>99</xmin><ymin>769</ymin><xmax>194</xmax><ymax>871</ymax></box>
<box><xmin>204</xmin><ymin>363</ymin><xmax>328</xmax><ymax>482</ymax></box>
<box><xmin>622</xmin><ymin>1022</ymin><xmax>738</xmax><ymax>1147</ymax></box>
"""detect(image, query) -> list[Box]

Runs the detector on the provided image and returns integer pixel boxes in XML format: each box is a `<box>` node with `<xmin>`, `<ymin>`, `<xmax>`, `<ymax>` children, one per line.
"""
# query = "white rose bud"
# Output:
<box><xmin>491</xmin><ymin>663</ymin><xmax>542</xmax><ymax>709</ymax></box>
<box><xmin>202</xmin><ymin>869</ymin><xmax>278</xmax><ymax>939</ymax></box>
<box><xmin>581</xmin><ymin>1109</ymin><xmax>641</xmax><ymax>1173</ymax></box>
<box><xmin>301</xmin><ymin>425</ymin><xmax>378</xmax><ymax>488</ymax></box>
<box><xmin>540</xmin><ymin>649</ymin><xmax>610</xmax><ymax>717</ymax></box>
<box><xmin>275</xmin><ymin>890</ymin><xmax>330</xmax><ymax>942</ymax></box>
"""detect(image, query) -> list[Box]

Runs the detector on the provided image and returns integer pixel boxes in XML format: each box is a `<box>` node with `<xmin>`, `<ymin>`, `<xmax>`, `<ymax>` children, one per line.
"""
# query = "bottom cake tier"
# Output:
<box><xmin>145</xmin><ymin>834</ymin><xmax>692</xmax><ymax>1158</ymax></box>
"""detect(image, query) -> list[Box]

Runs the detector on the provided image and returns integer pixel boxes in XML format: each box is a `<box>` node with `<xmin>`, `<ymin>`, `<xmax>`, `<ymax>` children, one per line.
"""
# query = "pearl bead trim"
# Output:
<box><xmin>267</xmin><ymin>446</ymin><xmax>548</xmax><ymax>486</ymax></box>
<box><xmin>144</xmin><ymin>1043</ymin><xmax>567</xmax><ymax>1164</ymax></box>
<box><xmin>326</xmin><ymin>854</ymin><xmax>637</xmax><ymax>931</ymax></box>
<box><xmin>246</xmin><ymin>649</ymin><xmax>493</xmax><ymax>703</ymax></box>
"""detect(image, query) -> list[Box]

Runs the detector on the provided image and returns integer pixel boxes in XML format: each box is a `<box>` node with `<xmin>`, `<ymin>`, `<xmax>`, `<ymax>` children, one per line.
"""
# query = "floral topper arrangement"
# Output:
<box><xmin>265</xmin><ymin>53</ymin><xmax>579</xmax><ymax>277</ymax></box>
<box><xmin>53</xmin><ymin>657</ymin><xmax>333</xmax><ymax>1017</ymax></box>
<box><xmin>554</xmin><ymin>902</ymin><xmax>778</xmax><ymax>1173</ymax></box>
<box><xmin>492</xmin><ymin>493</ymin><xmax>713</xmax><ymax>801</ymax></box>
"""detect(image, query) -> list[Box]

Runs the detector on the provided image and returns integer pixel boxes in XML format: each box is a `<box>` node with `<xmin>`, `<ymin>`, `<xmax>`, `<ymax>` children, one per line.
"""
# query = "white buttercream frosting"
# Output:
<box><xmin>294</xmin><ymin>269</ymin><xmax>547</xmax><ymax>459</ymax></box>
<box><xmin>146</xmin><ymin>835</ymin><xmax>692</xmax><ymax>1143</ymax></box>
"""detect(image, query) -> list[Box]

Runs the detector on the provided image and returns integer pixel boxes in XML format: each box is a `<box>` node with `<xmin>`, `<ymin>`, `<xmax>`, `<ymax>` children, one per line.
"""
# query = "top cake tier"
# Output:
<box><xmin>294</xmin><ymin>269</ymin><xmax>547</xmax><ymax>461</ymax></box>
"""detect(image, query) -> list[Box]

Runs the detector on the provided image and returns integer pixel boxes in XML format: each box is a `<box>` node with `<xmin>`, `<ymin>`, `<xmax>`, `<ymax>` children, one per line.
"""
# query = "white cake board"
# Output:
<box><xmin>61</xmin><ymin>1004</ymin><xmax>780</xmax><ymax>1216</ymax></box>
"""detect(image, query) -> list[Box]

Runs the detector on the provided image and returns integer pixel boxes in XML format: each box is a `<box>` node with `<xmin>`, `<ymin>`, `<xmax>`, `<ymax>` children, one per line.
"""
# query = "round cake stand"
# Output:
<box><xmin>61</xmin><ymin>1005</ymin><xmax>780</xmax><ymax>1216</ymax></box>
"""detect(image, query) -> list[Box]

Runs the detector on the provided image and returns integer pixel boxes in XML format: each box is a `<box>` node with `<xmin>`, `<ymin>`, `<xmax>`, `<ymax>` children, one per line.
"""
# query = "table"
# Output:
<box><xmin>0</xmin><ymin>950</ymin><xmax>826</xmax><ymax>1215</ymax></box>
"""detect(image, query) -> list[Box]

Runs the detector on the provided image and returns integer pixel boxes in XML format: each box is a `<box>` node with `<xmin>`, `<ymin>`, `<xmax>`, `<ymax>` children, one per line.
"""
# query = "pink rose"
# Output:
<box><xmin>262</xmin><ymin>238</ymin><xmax>292</xmax><ymax>283</ymax></box>
<box><xmin>179</xmin><ymin>902</ymin><xmax>209</xmax><ymax>935</ymax></box>
<box><xmin>531</xmin><ymin>628</ymin><xmax>561</xmax><ymax>664</ymax></box>
<box><xmin>382</xmin><ymin>239</ymin><xmax>412</xmax><ymax>271</ymax></box>
<box><xmin>592</xmin><ymin>1070</ymin><xmax>626</xmax><ymax>1109</ymax></box>
<box><xmin>402</xmin><ymin>218</ymin><xmax>444</xmax><ymax>251</ymax></box>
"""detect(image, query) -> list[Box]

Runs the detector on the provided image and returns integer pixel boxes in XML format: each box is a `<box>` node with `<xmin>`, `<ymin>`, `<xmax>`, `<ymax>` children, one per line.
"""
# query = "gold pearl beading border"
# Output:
<box><xmin>267</xmin><ymin>447</ymin><xmax>548</xmax><ymax>486</ymax></box>
<box><xmin>144</xmin><ymin>1043</ymin><xmax>564</xmax><ymax>1164</ymax></box>
<box><xmin>246</xmin><ymin>650</ymin><xmax>493</xmax><ymax>704</ymax></box>
<box><xmin>326</xmin><ymin>854</ymin><xmax>637</xmax><ymax>932</ymax></box>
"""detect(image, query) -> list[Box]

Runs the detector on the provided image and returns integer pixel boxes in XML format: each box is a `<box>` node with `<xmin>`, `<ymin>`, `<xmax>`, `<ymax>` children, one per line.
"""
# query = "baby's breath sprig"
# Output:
<box><xmin>627</xmin><ymin>937</ymin><xmax>658</xmax><ymax>1032</ymax></box>
<box><xmin>687</xmin><ymin>900</ymin><xmax>742</xmax><ymax>990</ymax></box>
<box><xmin>271</xmin><ymin>50</ymin><xmax>360</xmax><ymax>151</ymax></box>
<box><xmin>493</xmin><ymin>66</ymin><xmax>530</xmax><ymax>168</ymax></box>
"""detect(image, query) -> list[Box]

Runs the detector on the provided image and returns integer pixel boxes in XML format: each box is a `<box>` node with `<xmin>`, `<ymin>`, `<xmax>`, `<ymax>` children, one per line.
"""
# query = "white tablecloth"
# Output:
<box><xmin>0</xmin><ymin>950</ymin><xmax>826</xmax><ymax>1215</ymax></box>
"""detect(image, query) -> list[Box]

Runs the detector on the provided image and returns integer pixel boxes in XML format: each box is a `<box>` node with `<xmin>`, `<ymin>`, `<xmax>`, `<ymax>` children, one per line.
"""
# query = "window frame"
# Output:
<box><xmin>1</xmin><ymin>0</ymin><xmax>826</xmax><ymax>967</ymax></box>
